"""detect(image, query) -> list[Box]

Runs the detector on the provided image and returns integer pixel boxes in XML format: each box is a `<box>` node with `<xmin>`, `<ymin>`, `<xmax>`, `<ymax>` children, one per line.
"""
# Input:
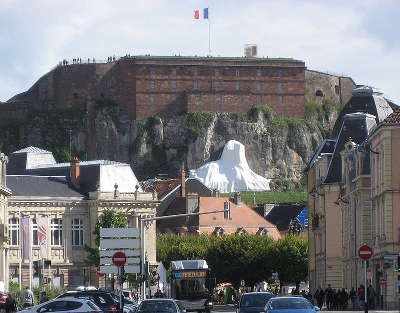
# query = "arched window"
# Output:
<box><xmin>315</xmin><ymin>90</ymin><xmax>324</xmax><ymax>97</ymax></box>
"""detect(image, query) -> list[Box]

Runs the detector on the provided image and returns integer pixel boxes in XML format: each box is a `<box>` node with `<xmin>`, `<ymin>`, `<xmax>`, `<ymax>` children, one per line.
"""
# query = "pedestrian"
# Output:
<box><xmin>358</xmin><ymin>285</ymin><xmax>365</xmax><ymax>310</ymax></box>
<box><xmin>40</xmin><ymin>291</ymin><xmax>49</xmax><ymax>304</ymax></box>
<box><xmin>349</xmin><ymin>287</ymin><xmax>357</xmax><ymax>309</ymax></box>
<box><xmin>5</xmin><ymin>293</ymin><xmax>17</xmax><ymax>313</ymax></box>
<box><xmin>367</xmin><ymin>284</ymin><xmax>375</xmax><ymax>309</ymax></box>
<box><xmin>325</xmin><ymin>284</ymin><xmax>333</xmax><ymax>310</ymax></box>
<box><xmin>23</xmin><ymin>286</ymin><xmax>34</xmax><ymax>308</ymax></box>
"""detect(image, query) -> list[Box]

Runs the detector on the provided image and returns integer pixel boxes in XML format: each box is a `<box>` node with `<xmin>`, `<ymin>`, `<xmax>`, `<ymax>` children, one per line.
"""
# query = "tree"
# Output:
<box><xmin>271</xmin><ymin>235</ymin><xmax>308</xmax><ymax>288</ymax></box>
<box><xmin>85</xmin><ymin>209</ymin><xmax>128</xmax><ymax>266</ymax></box>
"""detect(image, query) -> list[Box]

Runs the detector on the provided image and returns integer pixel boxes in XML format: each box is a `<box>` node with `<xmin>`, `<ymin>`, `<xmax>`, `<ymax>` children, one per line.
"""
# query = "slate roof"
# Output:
<box><xmin>12</xmin><ymin>147</ymin><xmax>52</xmax><ymax>154</ymax></box>
<box><xmin>262</xmin><ymin>204</ymin><xmax>305</xmax><ymax>231</ymax></box>
<box><xmin>324</xmin><ymin>113</ymin><xmax>376</xmax><ymax>184</ymax></box>
<box><xmin>304</xmin><ymin>139</ymin><xmax>336</xmax><ymax>171</ymax></box>
<box><xmin>331</xmin><ymin>88</ymin><xmax>394</xmax><ymax>139</ymax></box>
<box><xmin>6</xmin><ymin>175</ymin><xmax>84</xmax><ymax>198</ymax></box>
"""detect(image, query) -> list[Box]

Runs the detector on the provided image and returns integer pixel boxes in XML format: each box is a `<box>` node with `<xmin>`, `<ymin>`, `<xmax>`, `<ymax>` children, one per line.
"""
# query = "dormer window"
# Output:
<box><xmin>213</xmin><ymin>227</ymin><xmax>224</xmax><ymax>236</ymax></box>
<box><xmin>236</xmin><ymin>227</ymin><xmax>247</xmax><ymax>235</ymax></box>
<box><xmin>257</xmin><ymin>228</ymin><xmax>268</xmax><ymax>236</ymax></box>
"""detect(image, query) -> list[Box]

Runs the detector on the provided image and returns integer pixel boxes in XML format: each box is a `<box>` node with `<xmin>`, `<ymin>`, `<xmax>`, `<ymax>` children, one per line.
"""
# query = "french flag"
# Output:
<box><xmin>194</xmin><ymin>8</ymin><xmax>209</xmax><ymax>19</ymax></box>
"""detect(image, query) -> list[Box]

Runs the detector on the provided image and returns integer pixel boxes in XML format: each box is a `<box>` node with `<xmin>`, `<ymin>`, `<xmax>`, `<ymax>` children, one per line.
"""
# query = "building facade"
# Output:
<box><xmin>3</xmin><ymin>147</ymin><xmax>159</xmax><ymax>290</ymax></box>
<box><xmin>368</xmin><ymin>109</ymin><xmax>400</xmax><ymax>309</ymax></box>
<box><xmin>339</xmin><ymin>140</ymin><xmax>372</xmax><ymax>290</ymax></box>
<box><xmin>0</xmin><ymin>153</ymin><xmax>11</xmax><ymax>291</ymax></box>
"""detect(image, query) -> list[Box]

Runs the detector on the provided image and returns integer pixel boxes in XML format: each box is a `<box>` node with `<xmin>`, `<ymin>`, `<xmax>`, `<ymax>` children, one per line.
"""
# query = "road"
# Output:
<box><xmin>211</xmin><ymin>307</ymin><xmax>399</xmax><ymax>313</ymax></box>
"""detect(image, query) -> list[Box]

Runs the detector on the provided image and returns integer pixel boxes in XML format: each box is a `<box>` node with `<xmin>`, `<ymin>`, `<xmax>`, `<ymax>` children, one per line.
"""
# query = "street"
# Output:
<box><xmin>211</xmin><ymin>309</ymin><xmax>399</xmax><ymax>313</ymax></box>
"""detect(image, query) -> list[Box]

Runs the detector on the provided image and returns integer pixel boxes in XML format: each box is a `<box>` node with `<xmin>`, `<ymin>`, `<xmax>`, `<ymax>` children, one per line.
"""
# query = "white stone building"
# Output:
<box><xmin>3</xmin><ymin>147</ymin><xmax>159</xmax><ymax>289</ymax></box>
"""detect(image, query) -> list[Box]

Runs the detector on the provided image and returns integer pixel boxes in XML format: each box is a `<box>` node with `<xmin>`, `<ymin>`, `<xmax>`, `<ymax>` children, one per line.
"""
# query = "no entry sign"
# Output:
<box><xmin>112</xmin><ymin>251</ymin><xmax>127</xmax><ymax>267</ymax></box>
<box><xmin>358</xmin><ymin>244</ymin><xmax>373</xmax><ymax>260</ymax></box>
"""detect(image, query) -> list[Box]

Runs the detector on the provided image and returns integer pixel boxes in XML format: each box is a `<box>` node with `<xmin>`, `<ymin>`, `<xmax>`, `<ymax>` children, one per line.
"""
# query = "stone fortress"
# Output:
<box><xmin>0</xmin><ymin>55</ymin><xmax>355</xmax><ymax>125</ymax></box>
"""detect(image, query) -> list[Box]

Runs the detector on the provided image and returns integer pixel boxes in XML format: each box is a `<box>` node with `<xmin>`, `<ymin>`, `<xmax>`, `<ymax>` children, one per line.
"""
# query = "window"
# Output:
<box><xmin>335</xmin><ymin>85</ymin><xmax>340</xmax><ymax>95</ymax></box>
<box><xmin>257</xmin><ymin>69</ymin><xmax>262</xmax><ymax>77</ymax></box>
<box><xmin>172</xmin><ymin>94</ymin><xmax>177</xmax><ymax>101</ymax></box>
<box><xmin>236</xmin><ymin>69</ymin><xmax>240</xmax><ymax>77</ymax></box>
<box><xmin>150</xmin><ymin>80</ymin><xmax>155</xmax><ymax>89</ymax></box>
<box><xmin>215</xmin><ymin>69</ymin><xmax>220</xmax><ymax>76</ymax></box>
<box><xmin>171</xmin><ymin>68</ymin><xmax>177</xmax><ymax>76</ymax></box>
<box><xmin>32</xmin><ymin>219</ymin><xmax>38</xmax><ymax>246</ymax></box>
<box><xmin>51</xmin><ymin>218</ymin><xmax>63</xmax><ymax>246</ymax></box>
<box><xmin>278</xmin><ymin>82</ymin><xmax>283</xmax><ymax>94</ymax></box>
<box><xmin>279</xmin><ymin>95</ymin><xmax>283</xmax><ymax>104</ymax></box>
<box><xmin>257</xmin><ymin>82</ymin><xmax>262</xmax><ymax>92</ymax></box>
<box><xmin>9</xmin><ymin>217</ymin><xmax>19</xmax><ymax>246</ymax></box>
<box><xmin>240</xmin><ymin>94</ymin><xmax>244</xmax><ymax>103</ymax></box>
<box><xmin>236</xmin><ymin>81</ymin><xmax>240</xmax><ymax>91</ymax></box>
<box><xmin>72</xmin><ymin>219</ymin><xmax>84</xmax><ymax>246</ymax></box>
<box><xmin>217</xmin><ymin>94</ymin><xmax>223</xmax><ymax>103</ymax></box>
<box><xmin>257</xmin><ymin>95</ymin><xmax>262</xmax><ymax>103</ymax></box>
<box><xmin>194</xmin><ymin>80</ymin><xmax>198</xmax><ymax>90</ymax></box>
<box><xmin>151</xmin><ymin>95</ymin><xmax>155</xmax><ymax>104</ymax></box>
<box><xmin>193</xmin><ymin>67</ymin><xmax>198</xmax><ymax>76</ymax></box>
<box><xmin>171</xmin><ymin>80</ymin><xmax>177</xmax><ymax>91</ymax></box>
<box><xmin>150</xmin><ymin>68</ymin><xmax>155</xmax><ymax>77</ymax></box>
<box><xmin>213</xmin><ymin>80</ymin><xmax>220</xmax><ymax>91</ymax></box>
<box><xmin>195</xmin><ymin>95</ymin><xmax>201</xmax><ymax>102</ymax></box>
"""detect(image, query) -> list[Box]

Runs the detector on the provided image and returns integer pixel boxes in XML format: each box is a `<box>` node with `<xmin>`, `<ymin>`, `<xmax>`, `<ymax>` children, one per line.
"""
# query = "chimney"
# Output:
<box><xmin>180</xmin><ymin>166</ymin><xmax>186</xmax><ymax>197</ymax></box>
<box><xmin>186</xmin><ymin>193</ymin><xmax>199</xmax><ymax>214</ymax></box>
<box><xmin>70</xmin><ymin>156</ymin><xmax>80</xmax><ymax>187</ymax></box>
<box><xmin>234</xmin><ymin>192</ymin><xmax>241</xmax><ymax>207</ymax></box>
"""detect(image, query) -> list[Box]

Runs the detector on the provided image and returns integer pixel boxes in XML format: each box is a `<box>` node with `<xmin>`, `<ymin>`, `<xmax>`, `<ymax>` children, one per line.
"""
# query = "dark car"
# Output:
<box><xmin>57</xmin><ymin>290</ymin><xmax>118</xmax><ymax>312</ymax></box>
<box><xmin>0</xmin><ymin>292</ymin><xmax>8</xmax><ymax>310</ymax></box>
<box><xmin>137</xmin><ymin>299</ymin><xmax>186</xmax><ymax>313</ymax></box>
<box><xmin>265</xmin><ymin>296</ymin><xmax>320</xmax><ymax>313</ymax></box>
<box><xmin>237</xmin><ymin>292</ymin><xmax>275</xmax><ymax>313</ymax></box>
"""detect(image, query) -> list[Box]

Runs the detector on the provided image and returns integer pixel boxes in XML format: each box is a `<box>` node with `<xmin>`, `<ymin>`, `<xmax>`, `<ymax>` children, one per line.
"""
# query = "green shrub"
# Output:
<box><xmin>248</xmin><ymin>104</ymin><xmax>273</xmax><ymax>122</ymax></box>
<box><xmin>185</xmin><ymin>112</ymin><xmax>215</xmax><ymax>138</ymax></box>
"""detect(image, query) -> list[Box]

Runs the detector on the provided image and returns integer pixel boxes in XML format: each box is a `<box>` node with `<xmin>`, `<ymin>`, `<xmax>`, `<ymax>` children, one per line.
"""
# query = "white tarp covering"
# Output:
<box><xmin>157</xmin><ymin>262</ymin><xmax>168</xmax><ymax>293</ymax></box>
<box><xmin>190</xmin><ymin>140</ymin><xmax>270</xmax><ymax>193</ymax></box>
<box><xmin>99</xmin><ymin>164</ymin><xmax>142</xmax><ymax>192</ymax></box>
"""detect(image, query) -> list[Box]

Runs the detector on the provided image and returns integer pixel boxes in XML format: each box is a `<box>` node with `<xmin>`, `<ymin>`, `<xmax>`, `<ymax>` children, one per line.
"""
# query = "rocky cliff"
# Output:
<box><xmin>0</xmin><ymin>101</ymin><xmax>342</xmax><ymax>189</ymax></box>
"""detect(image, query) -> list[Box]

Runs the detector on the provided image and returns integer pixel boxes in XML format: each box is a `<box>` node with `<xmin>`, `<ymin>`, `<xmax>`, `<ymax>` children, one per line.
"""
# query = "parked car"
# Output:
<box><xmin>57</xmin><ymin>290</ymin><xmax>118</xmax><ymax>312</ymax></box>
<box><xmin>265</xmin><ymin>296</ymin><xmax>320</xmax><ymax>313</ymax></box>
<box><xmin>110</xmin><ymin>292</ymin><xmax>137</xmax><ymax>313</ymax></box>
<box><xmin>18</xmin><ymin>297</ymin><xmax>101</xmax><ymax>313</ymax></box>
<box><xmin>0</xmin><ymin>292</ymin><xmax>8</xmax><ymax>310</ymax></box>
<box><xmin>136</xmin><ymin>299</ymin><xmax>186</xmax><ymax>313</ymax></box>
<box><xmin>237</xmin><ymin>292</ymin><xmax>275</xmax><ymax>313</ymax></box>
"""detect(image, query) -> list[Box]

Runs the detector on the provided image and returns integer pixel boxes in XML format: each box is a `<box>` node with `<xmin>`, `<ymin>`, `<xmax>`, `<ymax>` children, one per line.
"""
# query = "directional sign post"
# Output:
<box><xmin>359</xmin><ymin>245</ymin><xmax>373</xmax><ymax>313</ymax></box>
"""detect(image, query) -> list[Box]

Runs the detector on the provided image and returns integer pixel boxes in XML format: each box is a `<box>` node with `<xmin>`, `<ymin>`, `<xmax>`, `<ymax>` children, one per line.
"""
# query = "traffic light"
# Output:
<box><xmin>33</xmin><ymin>261</ymin><xmax>39</xmax><ymax>277</ymax></box>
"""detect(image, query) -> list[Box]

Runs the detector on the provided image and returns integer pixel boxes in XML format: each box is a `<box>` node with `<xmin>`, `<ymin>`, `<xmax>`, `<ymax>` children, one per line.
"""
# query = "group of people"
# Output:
<box><xmin>313</xmin><ymin>284</ymin><xmax>377</xmax><ymax>310</ymax></box>
<box><xmin>1</xmin><ymin>287</ymin><xmax>50</xmax><ymax>313</ymax></box>
<box><xmin>57</xmin><ymin>55</ymin><xmax>117</xmax><ymax>67</ymax></box>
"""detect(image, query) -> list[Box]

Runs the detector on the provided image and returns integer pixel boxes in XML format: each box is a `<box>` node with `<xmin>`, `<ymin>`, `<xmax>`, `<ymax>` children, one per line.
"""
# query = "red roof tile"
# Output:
<box><xmin>382</xmin><ymin>109</ymin><xmax>400</xmax><ymax>124</ymax></box>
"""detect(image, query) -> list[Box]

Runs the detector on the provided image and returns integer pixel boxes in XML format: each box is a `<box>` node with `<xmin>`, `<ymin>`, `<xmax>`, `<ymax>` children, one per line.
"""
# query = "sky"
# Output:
<box><xmin>0</xmin><ymin>0</ymin><xmax>399</xmax><ymax>103</ymax></box>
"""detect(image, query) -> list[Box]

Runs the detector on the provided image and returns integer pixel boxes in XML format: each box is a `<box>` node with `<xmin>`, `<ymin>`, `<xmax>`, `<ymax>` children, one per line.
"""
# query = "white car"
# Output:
<box><xmin>18</xmin><ymin>297</ymin><xmax>101</xmax><ymax>312</ymax></box>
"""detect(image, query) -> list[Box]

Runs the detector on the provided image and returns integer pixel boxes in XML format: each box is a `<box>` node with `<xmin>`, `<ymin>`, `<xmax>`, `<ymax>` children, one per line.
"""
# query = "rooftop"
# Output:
<box><xmin>382</xmin><ymin>108</ymin><xmax>400</xmax><ymax>124</ymax></box>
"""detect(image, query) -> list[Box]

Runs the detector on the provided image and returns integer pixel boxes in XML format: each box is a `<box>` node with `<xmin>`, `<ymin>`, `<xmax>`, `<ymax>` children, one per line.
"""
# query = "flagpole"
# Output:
<box><xmin>208</xmin><ymin>7</ymin><xmax>211</xmax><ymax>55</ymax></box>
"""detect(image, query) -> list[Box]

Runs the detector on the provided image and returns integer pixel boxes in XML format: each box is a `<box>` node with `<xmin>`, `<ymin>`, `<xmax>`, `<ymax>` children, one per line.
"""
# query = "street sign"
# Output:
<box><xmin>379</xmin><ymin>277</ymin><xmax>386</xmax><ymax>285</ymax></box>
<box><xmin>358</xmin><ymin>244</ymin><xmax>373</xmax><ymax>260</ymax></box>
<box><xmin>96</xmin><ymin>267</ymin><xmax>105</xmax><ymax>277</ymax></box>
<box><xmin>99</xmin><ymin>227</ymin><xmax>140</xmax><ymax>274</ymax></box>
<box><xmin>112</xmin><ymin>251</ymin><xmax>127</xmax><ymax>267</ymax></box>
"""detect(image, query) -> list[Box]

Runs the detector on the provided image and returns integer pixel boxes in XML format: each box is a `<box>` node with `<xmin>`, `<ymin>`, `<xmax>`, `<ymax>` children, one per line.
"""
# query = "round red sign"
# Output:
<box><xmin>379</xmin><ymin>277</ymin><xmax>386</xmax><ymax>285</ymax></box>
<box><xmin>96</xmin><ymin>267</ymin><xmax>105</xmax><ymax>277</ymax></box>
<box><xmin>358</xmin><ymin>244</ymin><xmax>373</xmax><ymax>260</ymax></box>
<box><xmin>112</xmin><ymin>251</ymin><xmax>127</xmax><ymax>267</ymax></box>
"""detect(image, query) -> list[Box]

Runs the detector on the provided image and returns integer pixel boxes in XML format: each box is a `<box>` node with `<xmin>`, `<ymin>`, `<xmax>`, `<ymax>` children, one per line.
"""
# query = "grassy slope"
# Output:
<box><xmin>221</xmin><ymin>191</ymin><xmax>307</xmax><ymax>206</ymax></box>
